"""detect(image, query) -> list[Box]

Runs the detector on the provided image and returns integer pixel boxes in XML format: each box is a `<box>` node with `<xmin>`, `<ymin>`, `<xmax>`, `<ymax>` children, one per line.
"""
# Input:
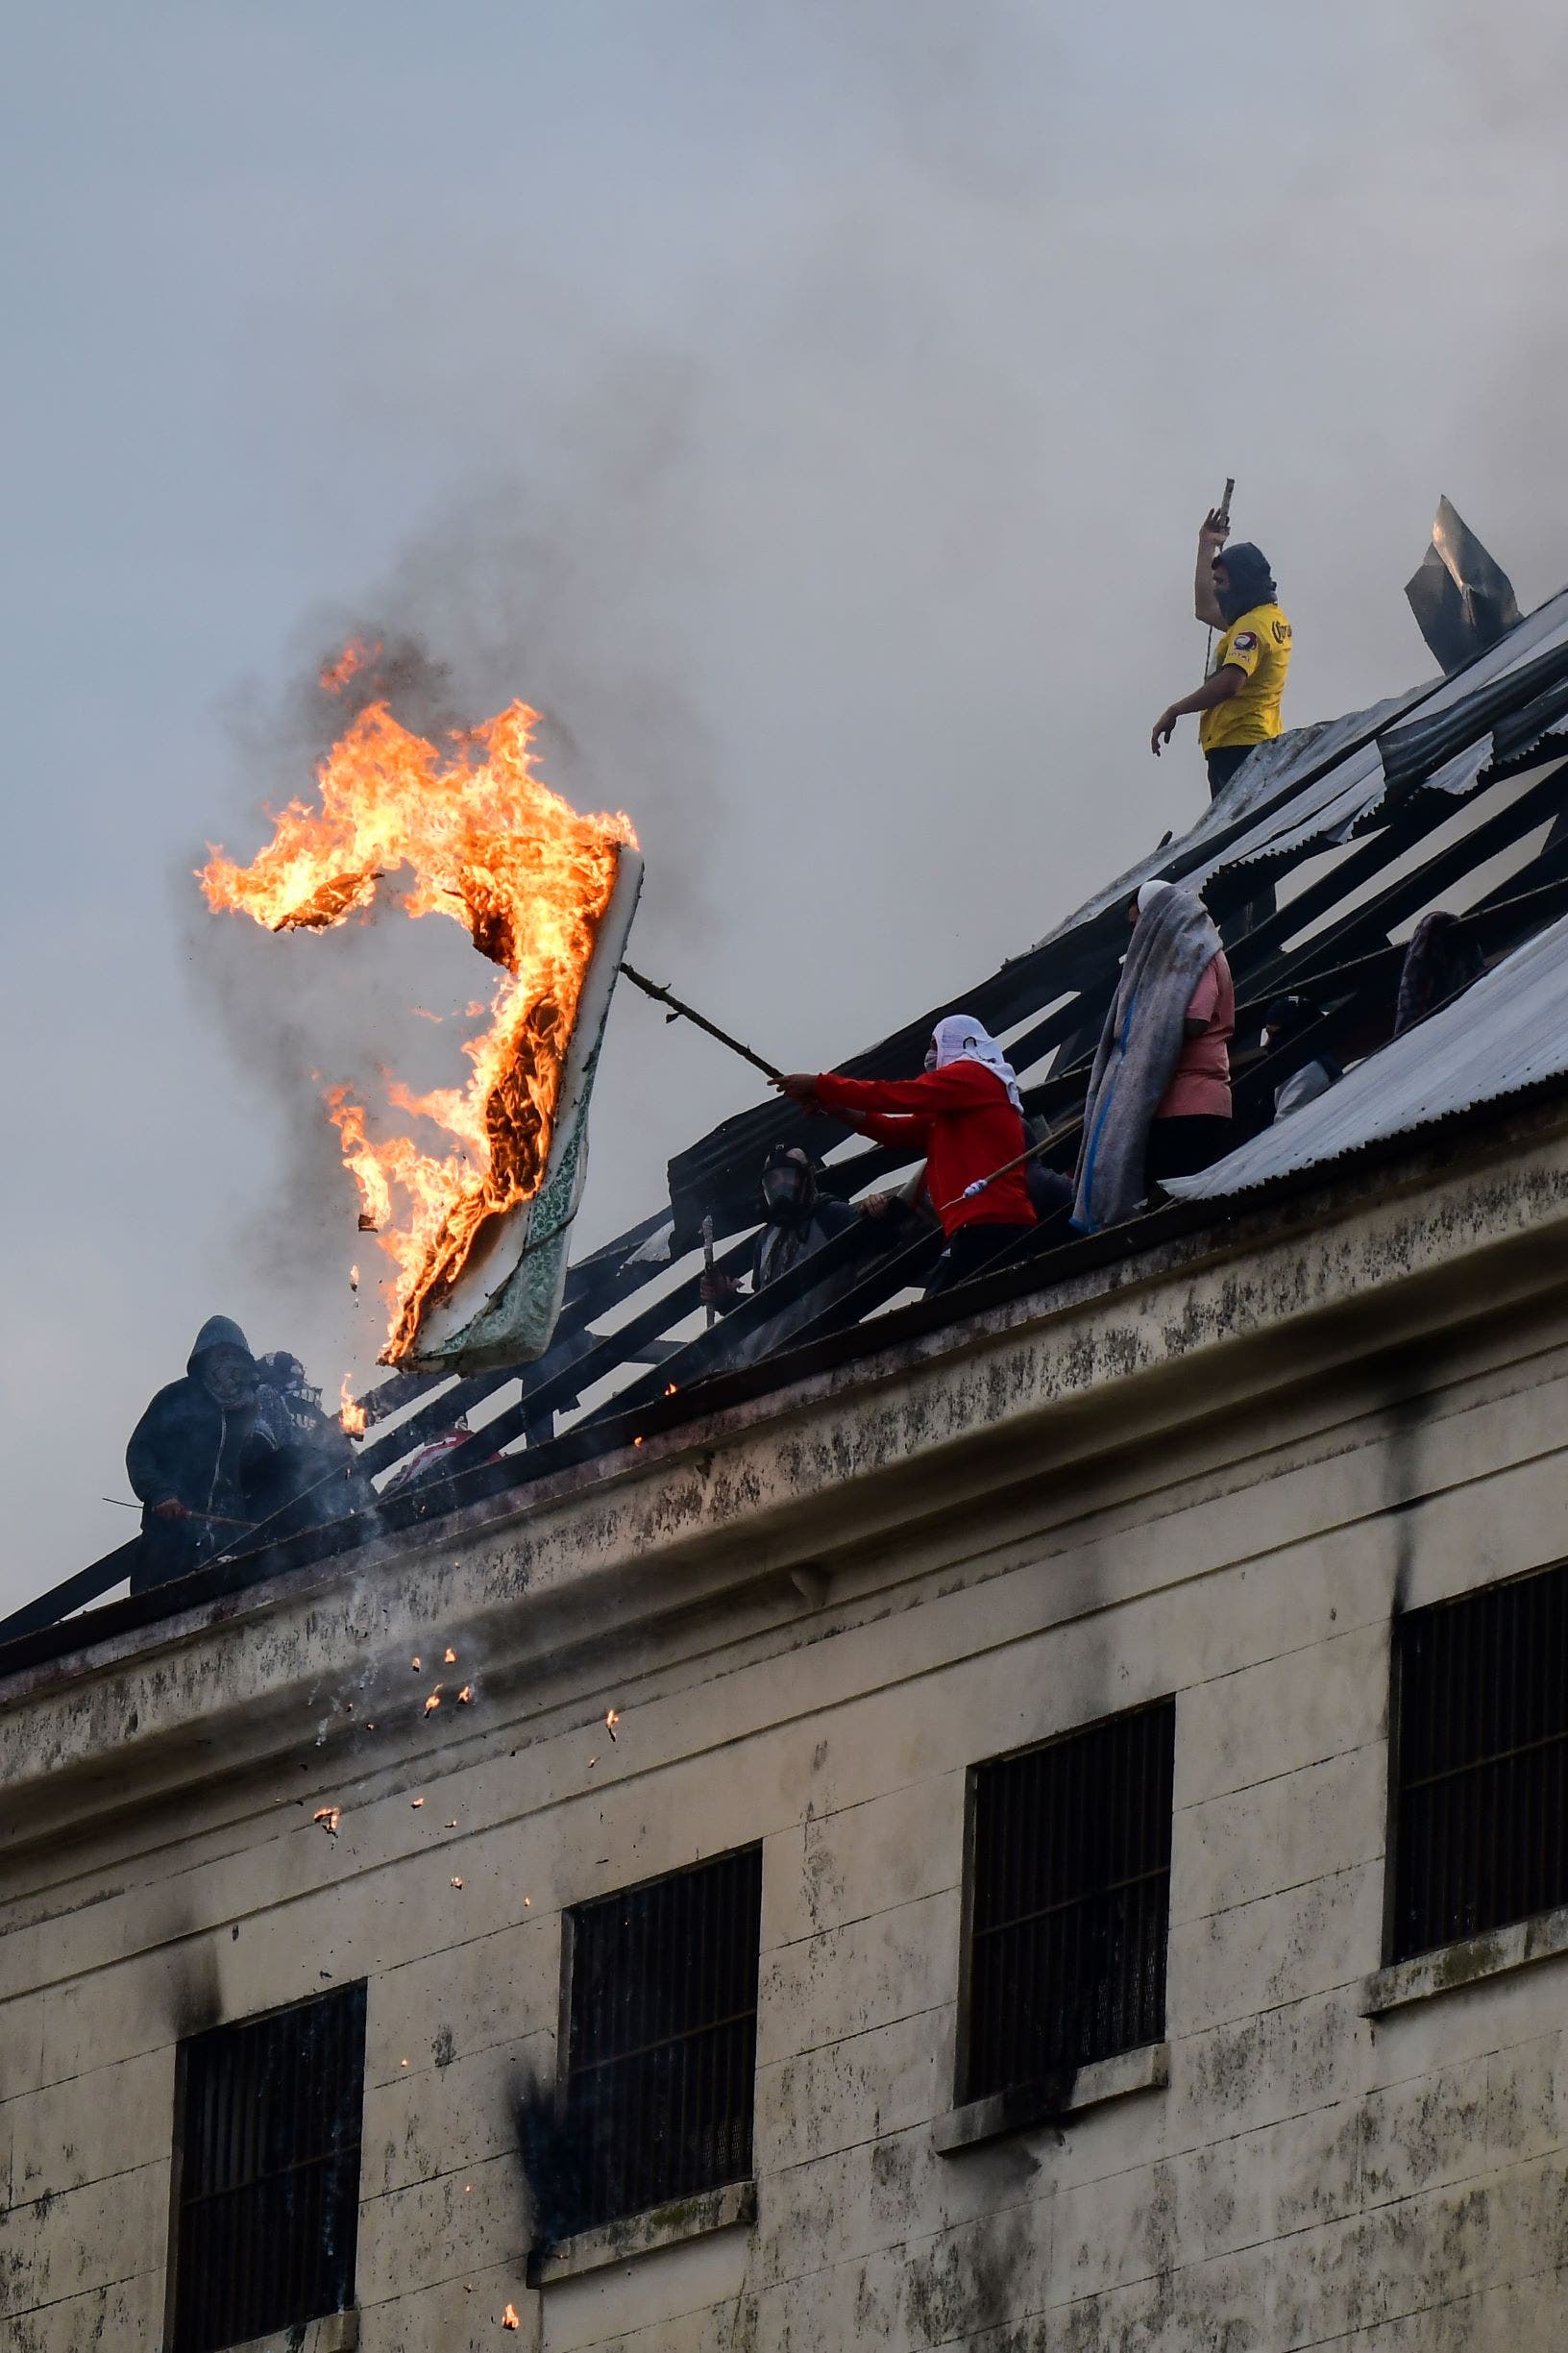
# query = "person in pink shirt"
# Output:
<box><xmin>1141</xmin><ymin>887</ymin><xmax>1235</xmax><ymax>1194</ymax></box>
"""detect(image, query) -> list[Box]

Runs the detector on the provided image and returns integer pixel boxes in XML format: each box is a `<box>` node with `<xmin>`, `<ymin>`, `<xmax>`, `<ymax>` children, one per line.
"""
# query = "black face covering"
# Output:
<box><xmin>201</xmin><ymin>1350</ymin><xmax>259</xmax><ymax>1409</ymax></box>
<box><xmin>761</xmin><ymin>1152</ymin><xmax>816</xmax><ymax>1226</ymax></box>
<box><xmin>1215</xmin><ymin>541</ymin><xmax>1277</xmax><ymax>625</ymax></box>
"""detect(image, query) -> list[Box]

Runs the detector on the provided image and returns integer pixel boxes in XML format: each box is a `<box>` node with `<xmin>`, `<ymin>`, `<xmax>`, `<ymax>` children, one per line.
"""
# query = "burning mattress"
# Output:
<box><xmin>201</xmin><ymin>673</ymin><xmax>639</xmax><ymax>1370</ymax></box>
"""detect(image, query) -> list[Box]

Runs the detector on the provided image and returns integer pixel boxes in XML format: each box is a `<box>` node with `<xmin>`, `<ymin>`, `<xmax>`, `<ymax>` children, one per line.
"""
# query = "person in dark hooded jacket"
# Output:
<box><xmin>700</xmin><ymin>1146</ymin><xmax>861</xmax><ymax>1315</ymax></box>
<box><xmin>126</xmin><ymin>1317</ymin><xmax>283</xmax><ymax>1592</ymax></box>
<box><xmin>1150</xmin><ymin>509</ymin><xmax>1293</xmax><ymax>796</ymax></box>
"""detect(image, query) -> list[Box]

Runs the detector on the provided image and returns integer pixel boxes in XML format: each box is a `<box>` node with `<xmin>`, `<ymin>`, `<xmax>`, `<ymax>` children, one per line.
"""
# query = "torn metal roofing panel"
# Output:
<box><xmin>1164</xmin><ymin>907</ymin><xmax>1568</xmax><ymax>1205</ymax></box>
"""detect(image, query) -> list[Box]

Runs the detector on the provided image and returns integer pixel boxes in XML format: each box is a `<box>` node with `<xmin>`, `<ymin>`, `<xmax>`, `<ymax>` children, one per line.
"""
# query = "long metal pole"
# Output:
<box><xmin>619</xmin><ymin>961</ymin><xmax>785</xmax><ymax>1084</ymax></box>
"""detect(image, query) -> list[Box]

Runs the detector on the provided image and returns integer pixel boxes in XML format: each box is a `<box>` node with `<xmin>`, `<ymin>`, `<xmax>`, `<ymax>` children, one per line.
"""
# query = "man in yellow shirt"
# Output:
<box><xmin>1151</xmin><ymin>511</ymin><xmax>1292</xmax><ymax>797</ymax></box>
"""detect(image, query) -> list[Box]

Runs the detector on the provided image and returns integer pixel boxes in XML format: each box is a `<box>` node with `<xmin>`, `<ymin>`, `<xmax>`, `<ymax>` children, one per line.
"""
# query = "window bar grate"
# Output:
<box><xmin>966</xmin><ymin>1701</ymin><xmax>1175</xmax><ymax>2104</ymax></box>
<box><xmin>1393</xmin><ymin>1559</ymin><xmax>1568</xmax><ymax>1961</ymax></box>
<box><xmin>172</xmin><ymin>1982</ymin><xmax>366</xmax><ymax>2353</ymax></box>
<box><xmin>565</xmin><ymin>1846</ymin><xmax>762</xmax><ymax>2234</ymax></box>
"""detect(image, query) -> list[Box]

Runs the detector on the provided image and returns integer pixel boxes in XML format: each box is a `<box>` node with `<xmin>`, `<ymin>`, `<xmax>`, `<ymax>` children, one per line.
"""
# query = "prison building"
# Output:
<box><xmin>9</xmin><ymin>570</ymin><xmax>1568</xmax><ymax>2344</ymax></box>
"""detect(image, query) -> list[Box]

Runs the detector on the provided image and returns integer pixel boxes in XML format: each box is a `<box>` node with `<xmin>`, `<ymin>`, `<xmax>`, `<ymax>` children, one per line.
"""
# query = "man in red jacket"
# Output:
<box><xmin>773</xmin><ymin>1013</ymin><xmax>1037</xmax><ymax>1289</ymax></box>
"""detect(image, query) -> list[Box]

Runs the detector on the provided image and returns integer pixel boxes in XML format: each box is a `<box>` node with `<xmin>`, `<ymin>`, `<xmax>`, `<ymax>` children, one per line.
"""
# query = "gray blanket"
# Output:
<box><xmin>1072</xmin><ymin>887</ymin><xmax>1223</xmax><ymax>1232</ymax></box>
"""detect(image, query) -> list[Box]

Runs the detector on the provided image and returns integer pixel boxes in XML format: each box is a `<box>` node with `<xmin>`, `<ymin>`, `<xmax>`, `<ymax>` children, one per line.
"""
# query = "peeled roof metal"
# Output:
<box><xmin>1164</xmin><ymin>907</ymin><xmax>1568</xmax><ymax>1204</ymax></box>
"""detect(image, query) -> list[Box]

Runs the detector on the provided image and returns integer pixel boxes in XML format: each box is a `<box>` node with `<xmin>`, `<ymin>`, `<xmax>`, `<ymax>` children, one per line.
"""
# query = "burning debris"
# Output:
<box><xmin>425</xmin><ymin>1690</ymin><xmax>442</xmax><ymax>1716</ymax></box>
<box><xmin>451</xmin><ymin>1875</ymin><xmax>464</xmax><ymax>1890</ymax></box>
<box><xmin>502</xmin><ymin>2306</ymin><xmax>520</xmax><ymax>2331</ymax></box>
<box><xmin>444</xmin><ymin>1647</ymin><xmax>457</xmax><ymax>1664</ymax></box>
<box><xmin>319</xmin><ymin>638</ymin><xmax>381</xmax><ymax>696</ymax></box>
<box><xmin>338</xmin><ymin>1376</ymin><xmax>367</xmax><ymax>1436</ymax></box>
<box><xmin>411</xmin><ymin>1656</ymin><xmax>422</xmax><ymax>1671</ymax></box>
<box><xmin>457</xmin><ymin>1684</ymin><xmax>474</xmax><ymax>1705</ymax></box>
<box><xmin>605</xmin><ymin>1708</ymin><xmax>620</xmax><ymax>1741</ymax></box>
<box><xmin>312</xmin><ymin>1806</ymin><xmax>341</xmax><ymax>1837</ymax></box>
<box><xmin>410</xmin><ymin>1797</ymin><xmax>425</xmax><ymax>1808</ymax></box>
<box><xmin>200</xmin><ymin>688</ymin><xmax>641</xmax><ymax>1371</ymax></box>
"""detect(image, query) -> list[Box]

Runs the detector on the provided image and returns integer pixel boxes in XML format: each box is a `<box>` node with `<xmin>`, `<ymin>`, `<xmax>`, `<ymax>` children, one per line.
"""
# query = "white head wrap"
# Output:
<box><xmin>929</xmin><ymin>1012</ymin><xmax>1022</xmax><ymax>1108</ymax></box>
<box><xmin>1137</xmin><ymin>878</ymin><xmax>1173</xmax><ymax>914</ymax></box>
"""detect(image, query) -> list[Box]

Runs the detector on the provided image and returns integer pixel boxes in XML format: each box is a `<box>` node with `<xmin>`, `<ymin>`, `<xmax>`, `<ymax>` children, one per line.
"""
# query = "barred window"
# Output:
<box><xmin>1392</xmin><ymin>1560</ymin><xmax>1568</xmax><ymax>1961</ymax></box>
<box><xmin>564</xmin><ymin>1846</ymin><xmax>762</xmax><ymax>2232</ymax></box>
<box><xmin>171</xmin><ymin>1984</ymin><xmax>366</xmax><ymax>2353</ymax></box>
<box><xmin>964</xmin><ymin>1702</ymin><xmax>1175</xmax><ymax>2105</ymax></box>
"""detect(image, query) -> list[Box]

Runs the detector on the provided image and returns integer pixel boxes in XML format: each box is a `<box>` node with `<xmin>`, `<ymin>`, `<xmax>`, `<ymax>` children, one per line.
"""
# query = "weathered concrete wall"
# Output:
<box><xmin>6</xmin><ymin>1123</ymin><xmax>1568</xmax><ymax>2348</ymax></box>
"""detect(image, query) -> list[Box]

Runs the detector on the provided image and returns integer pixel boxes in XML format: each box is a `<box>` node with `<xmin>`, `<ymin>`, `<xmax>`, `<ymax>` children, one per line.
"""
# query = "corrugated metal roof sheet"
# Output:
<box><xmin>1164</xmin><ymin>907</ymin><xmax>1568</xmax><ymax>1204</ymax></box>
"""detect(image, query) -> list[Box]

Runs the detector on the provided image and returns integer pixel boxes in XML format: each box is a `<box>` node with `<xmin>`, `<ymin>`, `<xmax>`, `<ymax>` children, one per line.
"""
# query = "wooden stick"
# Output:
<box><xmin>1205</xmin><ymin>476</ymin><xmax>1237</xmax><ymax>674</ymax></box>
<box><xmin>619</xmin><ymin>962</ymin><xmax>785</xmax><ymax>1083</ymax></box>
<box><xmin>935</xmin><ymin>1127</ymin><xmax>1062</xmax><ymax>1217</ymax></box>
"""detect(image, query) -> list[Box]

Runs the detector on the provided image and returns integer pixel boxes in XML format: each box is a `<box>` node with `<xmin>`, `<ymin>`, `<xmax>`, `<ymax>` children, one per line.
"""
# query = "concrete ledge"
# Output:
<box><xmin>934</xmin><ymin>2042</ymin><xmax>1169</xmax><ymax>2155</ymax></box>
<box><xmin>1360</xmin><ymin>1904</ymin><xmax>1568</xmax><ymax>2016</ymax></box>
<box><xmin>223</xmin><ymin>2309</ymin><xmax>358</xmax><ymax>2353</ymax></box>
<box><xmin>528</xmin><ymin>2179</ymin><xmax>756</xmax><ymax>2286</ymax></box>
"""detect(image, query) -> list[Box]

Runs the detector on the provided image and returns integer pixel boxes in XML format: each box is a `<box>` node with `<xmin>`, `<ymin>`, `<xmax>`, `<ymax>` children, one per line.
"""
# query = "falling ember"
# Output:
<box><xmin>605</xmin><ymin>1708</ymin><xmax>620</xmax><ymax>1741</ymax></box>
<box><xmin>457</xmin><ymin>1684</ymin><xmax>474</xmax><ymax>1704</ymax></box>
<box><xmin>312</xmin><ymin>1806</ymin><xmax>341</xmax><ymax>1836</ymax></box>
<box><xmin>319</xmin><ymin>638</ymin><xmax>381</xmax><ymax>696</ymax></box>
<box><xmin>339</xmin><ymin>1375</ymin><xmax>367</xmax><ymax>1436</ymax></box>
<box><xmin>410</xmin><ymin>1797</ymin><xmax>425</xmax><ymax>1808</ymax></box>
<box><xmin>425</xmin><ymin>1690</ymin><xmax>442</xmax><ymax>1716</ymax></box>
<box><xmin>444</xmin><ymin>1647</ymin><xmax>457</xmax><ymax>1665</ymax></box>
<box><xmin>411</xmin><ymin>1656</ymin><xmax>422</xmax><ymax>1670</ymax></box>
<box><xmin>502</xmin><ymin>2306</ymin><xmax>521</xmax><ymax>2331</ymax></box>
<box><xmin>200</xmin><ymin>692</ymin><xmax>636</xmax><ymax>1360</ymax></box>
<box><xmin>350</xmin><ymin>1263</ymin><xmax>359</xmax><ymax>1291</ymax></box>
<box><xmin>451</xmin><ymin>1875</ymin><xmax>464</xmax><ymax>1890</ymax></box>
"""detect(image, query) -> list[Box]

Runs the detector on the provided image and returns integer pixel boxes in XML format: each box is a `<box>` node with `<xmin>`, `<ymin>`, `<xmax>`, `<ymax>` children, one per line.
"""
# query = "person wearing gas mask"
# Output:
<box><xmin>125</xmin><ymin>1316</ymin><xmax>285</xmax><ymax>1592</ymax></box>
<box><xmin>699</xmin><ymin>1146</ymin><xmax>861</xmax><ymax>1317</ymax></box>
<box><xmin>1149</xmin><ymin>509</ymin><xmax>1292</xmax><ymax>797</ymax></box>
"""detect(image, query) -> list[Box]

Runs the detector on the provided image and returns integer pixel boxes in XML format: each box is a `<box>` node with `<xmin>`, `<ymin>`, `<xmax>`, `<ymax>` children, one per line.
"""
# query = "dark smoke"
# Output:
<box><xmin>187</xmin><ymin>458</ymin><xmax>719</xmax><ymax>1308</ymax></box>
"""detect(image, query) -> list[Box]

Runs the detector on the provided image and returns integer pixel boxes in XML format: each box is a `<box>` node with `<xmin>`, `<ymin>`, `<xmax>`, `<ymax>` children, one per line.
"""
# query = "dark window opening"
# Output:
<box><xmin>1392</xmin><ymin>1560</ymin><xmax>1568</xmax><ymax>1961</ymax></box>
<box><xmin>964</xmin><ymin>1701</ymin><xmax>1175</xmax><ymax>2105</ymax></box>
<box><xmin>563</xmin><ymin>1845</ymin><xmax>762</xmax><ymax>2234</ymax></box>
<box><xmin>171</xmin><ymin>1982</ymin><xmax>366</xmax><ymax>2353</ymax></box>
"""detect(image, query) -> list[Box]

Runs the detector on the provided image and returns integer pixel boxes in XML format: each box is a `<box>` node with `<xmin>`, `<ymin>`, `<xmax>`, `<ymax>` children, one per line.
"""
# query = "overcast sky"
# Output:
<box><xmin>4</xmin><ymin>1</ymin><xmax>1565</xmax><ymax>1613</ymax></box>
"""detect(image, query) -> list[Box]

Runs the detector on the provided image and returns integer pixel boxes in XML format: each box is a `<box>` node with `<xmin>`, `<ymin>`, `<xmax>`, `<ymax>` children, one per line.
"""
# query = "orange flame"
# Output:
<box><xmin>200</xmin><ymin>691</ymin><xmax>635</xmax><ymax>1359</ymax></box>
<box><xmin>319</xmin><ymin>638</ymin><xmax>381</xmax><ymax>695</ymax></box>
<box><xmin>339</xmin><ymin>1375</ymin><xmax>367</xmax><ymax>1435</ymax></box>
<box><xmin>312</xmin><ymin>1806</ymin><xmax>341</xmax><ymax>1836</ymax></box>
